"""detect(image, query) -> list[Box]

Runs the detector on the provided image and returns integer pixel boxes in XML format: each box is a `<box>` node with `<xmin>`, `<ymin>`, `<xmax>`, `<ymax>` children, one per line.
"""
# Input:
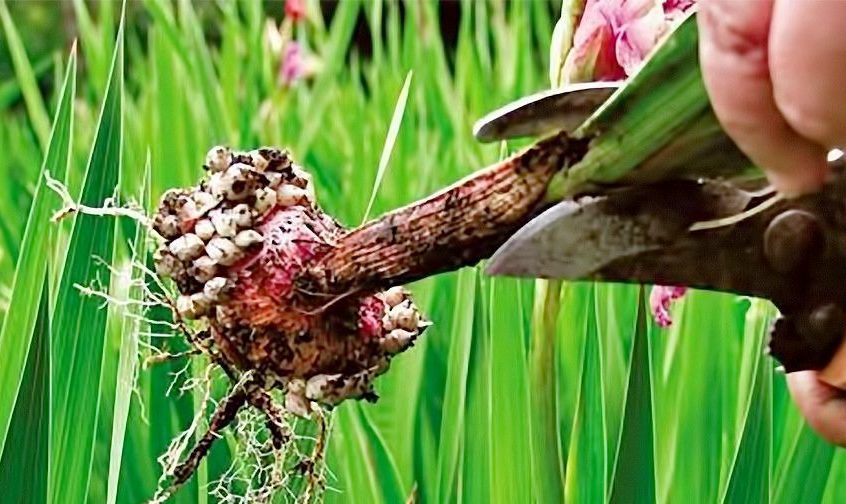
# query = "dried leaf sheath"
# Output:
<box><xmin>307</xmin><ymin>131</ymin><xmax>589</xmax><ymax>295</ymax></box>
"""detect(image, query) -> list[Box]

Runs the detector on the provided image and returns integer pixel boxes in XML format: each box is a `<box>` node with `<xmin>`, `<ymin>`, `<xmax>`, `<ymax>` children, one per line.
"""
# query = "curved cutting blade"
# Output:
<box><xmin>486</xmin><ymin>179</ymin><xmax>754</xmax><ymax>288</ymax></box>
<box><xmin>473</xmin><ymin>81</ymin><xmax>621</xmax><ymax>143</ymax></box>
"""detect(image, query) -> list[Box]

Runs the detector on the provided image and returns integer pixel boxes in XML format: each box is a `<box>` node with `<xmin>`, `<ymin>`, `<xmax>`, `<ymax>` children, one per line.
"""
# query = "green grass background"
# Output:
<box><xmin>0</xmin><ymin>1</ymin><xmax>844</xmax><ymax>502</ymax></box>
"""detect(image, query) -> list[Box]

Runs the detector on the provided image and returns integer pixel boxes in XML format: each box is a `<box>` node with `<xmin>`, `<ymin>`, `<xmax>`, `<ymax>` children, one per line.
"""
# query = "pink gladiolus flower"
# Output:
<box><xmin>563</xmin><ymin>0</ymin><xmax>628</xmax><ymax>82</ymax></box>
<box><xmin>562</xmin><ymin>0</ymin><xmax>695</xmax><ymax>81</ymax></box>
<box><xmin>281</xmin><ymin>42</ymin><xmax>302</xmax><ymax>85</ymax></box>
<box><xmin>285</xmin><ymin>0</ymin><xmax>306</xmax><ymax>22</ymax></box>
<box><xmin>649</xmin><ymin>285</ymin><xmax>687</xmax><ymax>328</ymax></box>
<box><xmin>663</xmin><ymin>0</ymin><xmax>696</xmax><ymax>16</ymax></box>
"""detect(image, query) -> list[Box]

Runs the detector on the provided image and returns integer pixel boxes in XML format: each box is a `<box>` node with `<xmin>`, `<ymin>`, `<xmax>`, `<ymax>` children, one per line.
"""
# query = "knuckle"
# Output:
<box><xmin>700</xmin><ymin>0</ymin><xmax>768</xmax><ymax>63</ymax></box>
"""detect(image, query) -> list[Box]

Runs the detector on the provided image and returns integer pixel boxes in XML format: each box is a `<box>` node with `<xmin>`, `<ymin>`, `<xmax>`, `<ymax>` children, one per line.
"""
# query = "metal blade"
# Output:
<box><xmin>486</xmin><ymin>167</ymin><xmax>846</xmax><ymax>375</ymax></box>
<box><xmin>472</xmin><ymin>81</ymin><xmax>621</xmax><ymax>143</ymax></box>
<box><xmin>485</xmin><ymin>179</ymin><xmax>781</xmax><ymax>297</ymax></box>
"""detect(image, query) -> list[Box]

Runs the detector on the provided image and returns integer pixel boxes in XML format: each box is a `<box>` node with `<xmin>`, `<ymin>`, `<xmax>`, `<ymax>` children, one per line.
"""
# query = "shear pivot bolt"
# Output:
<box><xmin>808</xmin><ymin>304</ymin><xmax>846</xmax><ymax>349</ymax></box>
<box><xmin>763</xmin><ymin>210</ymin><xmax>823</xmax><ymax>274</ymax></box>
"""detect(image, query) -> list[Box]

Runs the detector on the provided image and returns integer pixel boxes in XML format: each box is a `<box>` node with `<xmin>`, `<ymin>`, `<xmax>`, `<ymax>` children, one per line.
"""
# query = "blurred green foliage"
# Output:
<box><xmin>0</xmin><ymin>1</ymin><xmax>843</xmax><ymax>503</ymax></box>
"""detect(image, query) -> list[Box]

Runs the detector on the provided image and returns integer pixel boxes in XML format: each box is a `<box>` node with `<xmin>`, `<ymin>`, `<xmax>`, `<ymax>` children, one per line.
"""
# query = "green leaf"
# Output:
<box><xmin>489</xmin><ymin>277</ymin><xmax>534</xmax><ymax>503</ymax></box>
<box><xmin>772</xmin><ymin>421</ymin><xmax>835</xmax><ymax>503</ymax></box>
<box><xmin>296</xmin><ymin>0</ymin><xmax>361</xmax><ymax>155</ymax></box>
<box><xmin>356</xmin><ymin>404</ymin><xmax>407</xmax><ymax>503</ymax></box>
<box><xmin>0</xmin><ymin>46</ymin><xmax>76</xmax><ymax>459</ymax></box>
<box><xmin>823</xmin><ymin>452</ymin><xmax>846</xmax><ymax>503</ymax></box>
<box><xmin>435</xmin><ymin>268</ymin><xmax>477</xmax><ymax>503</ymax></box>
<box><xmin>652</xmin><ymin>291</ymin><xmax>746</xmax><ymax>502</ymax></box>
<box><xmin>609</xmin><ymin>289</ymin><xmax>656</xmax><ymax>504</ymax></box>
<box><xmin>49</xmin><ymin>9</ymin><xmax>123</xmax><ymax>502</ymax></box>
<box><xmin>721</xmin><ymin>361</ymin><xmax>772</xmax><ymax>503</ymax></box>
<box><xmin>461</xmin><ymin>275</ymin><xmax>492</xmax><ymax>504</ymax></box>
<box><xmin>143</xmin><ymin>0</ymin><xmax>232</xmax><ymax>141</ymax></box>
<box><xmin>0</xmin><ymin>0</ymin><xmax>52</xmax><ymax>148</ymax></box>
<box><xmin>529</xmin><ymin>280</ymin><xmax>564</xmax><ymax>503</ymax></box>
<box><xmin>0</xmin><ymin>55</ymin><xmax>52</xmax><ymax>110</ymax></box>
<box><xmin>409</xmin><ymin>279</ymin><xmax>457</xmax><ymax>503</ymax></box>
<box><xmin>362</xmin><ymin>70</ymin><xmax>413</xmax><ymax>222</ymax></box>
<box><xmin>594</xmin><ymin>283</ymin><xmax>640</xmax><ymax>479</ymax></box>
<box><xmin>72</xmin><ymin>0</ymin><xmax>109</xmax><ymax>96</ymax></box>
<box><xmin>0</xmin><ymin>282</ymin><xmax>51</xmax><ymax>502</ymax></box>
<box><xmin>106</xmin><ymin>159</ymin><xmax>150</xmax><ymax>504</ymax></box>
<box><xmin>328</xmin><ymin>403</ymin><xmax>406</xmax><ymax>503</ymax></box>
<box><xmin>564</xmin><ymin>284</ymin><xmax>607</xmax><ymax>503</ymax></box>
<box><xmin>721</xmin><ymin>299</ymin><xmax>775</xmax><ymax>503</ymax></box>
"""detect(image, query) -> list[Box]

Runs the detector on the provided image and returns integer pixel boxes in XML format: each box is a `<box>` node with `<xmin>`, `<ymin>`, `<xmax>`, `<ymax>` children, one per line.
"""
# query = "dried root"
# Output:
<box><xmin>166</xmin><ymin>385</ymin><xmax>248</xmax><ymax>498</ymax></box>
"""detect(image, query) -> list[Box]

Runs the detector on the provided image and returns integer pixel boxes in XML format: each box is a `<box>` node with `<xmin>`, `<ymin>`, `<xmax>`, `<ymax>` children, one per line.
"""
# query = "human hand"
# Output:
<box><xmin>698</xmin><ymin>0</ymin><xmax>846</xmax><ymax>446</ymax></box>
<box><xmin>697</xmin><ymin>0</ymin><xmax>846</xmax><ymax>196</ymax></box>
<box><xmin>787</xmin><ymin>371</ymin><xmax>846</xmax><ymax>446</ymax></box>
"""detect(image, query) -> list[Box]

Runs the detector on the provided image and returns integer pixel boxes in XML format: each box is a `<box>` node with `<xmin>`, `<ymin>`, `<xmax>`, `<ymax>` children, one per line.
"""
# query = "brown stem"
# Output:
<box><xmin>307</xmin><ymin>131</ymin><xmax>589</xmax><ymax>295</ymax></box>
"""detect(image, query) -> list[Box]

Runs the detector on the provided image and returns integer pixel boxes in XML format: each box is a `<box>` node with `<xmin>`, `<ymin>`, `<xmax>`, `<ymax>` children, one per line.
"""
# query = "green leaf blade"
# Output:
<box><xmin>489</xmin><ymin>277</ymin><xmax>535</xmax><ymax>503</ymax></box>
<box><xmin>0</xmin><ymin>282</ymin><xmax>51</xmax><ymax>503</ymax></box>
<box><xmin>49</xmin><ymin>12</ymin><xmax>124</xmax><ymax>502</ymax></box>
<box><xmin>0</xmin><ymin>0</ymin><xmax>52</xmax><ymax>148</ymax></box>
<box><xmin>564</xmin><ymin>284</ymin><xmax>608</xmax><ymax>504</ymax></box>
<box><xmin>105</xmin><ymin>159</ymin><xmax>150</xmax><ymax>504</ymax></box>
<box><xmin>609</xmin><ymin>290</ymin><xmax>656</xmax><ymax>504</ymax></box>
<box><xmin>529</xmin><ymin>280</ymin><xmax>564</xmax><ymax>504</ymax></box>
<box><xmin>435</xmin><ymin>268</ymin><xmax>478</xmax><ymax>504</ymax></box>
<box><xmin>0</xmin><ymin>47</ymin><xmax>76</xmax><ymax>459</ymax></box>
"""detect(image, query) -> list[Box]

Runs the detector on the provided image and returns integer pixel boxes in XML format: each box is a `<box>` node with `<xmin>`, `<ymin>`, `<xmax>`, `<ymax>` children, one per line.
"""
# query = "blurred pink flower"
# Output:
<box><xmin>663</xmin><ymin>0</ymin><xmax>695</xmax><ymax>16</ymax></box>
<box><xmin>281</xmin><ymin>42</ymin><xmax>302</xmax><ymax>85</ymax></box>
<box><xmin>285</xmin><ymin>0</ymin><xmax>306</xmax><ymax>22</ymax></box>
<box><xmin>649</xmin><ymin>285</ymin><xmax>687</xmax><ymax>328</ymax></box>
<box><xmin>562</xmin><ymin>0</ymin><xmax>695</xmax><ymax>81</ymax></box>
<box><xmin>279</xmin><ymin>41</ymin><xmax>322</xmax><ymax>87</ymax></box>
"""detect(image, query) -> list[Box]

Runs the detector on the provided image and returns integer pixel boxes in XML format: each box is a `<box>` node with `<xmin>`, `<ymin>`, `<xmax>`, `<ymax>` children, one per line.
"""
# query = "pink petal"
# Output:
<box><xmin>614</xmin><ymin>6</ymin><xmax>668</xmax><ymax>75</ymax></box>
<box><xmin>649</xmin><ymin>285</ymin><xmax>687</xmax><ymax>328</ymax></box>
<box><xmin>285</xmin><ymin>0</ymin><xmax>306</xmax><ymax>22</ymax></box>
<box><xmin>616</xmin><ymin>1</ymin><xmax>668</xmax><ymax>75</ymax></box>
<box><xmin>597</xmin><ymin>0</ymin><xmax>660</xmax><ymax>30</ymax></box>
<box><xmin>663</xmin><ymin>0</ymin><xmax>696</xmax><ymax>16</ymax></box>
<box><xmin>562</xmin><ymin>0</ymin><xmax>697</xmax><ymax>81</ymax></box>
<box><xmin>564</xmin><ymin>0</ymin><xmax>627</xmax><ymax>81</ymax></box>
<box><xmin>281</xmin><ymin>42</ymin><xmax>302</xmax><ymax>85</ymax></box>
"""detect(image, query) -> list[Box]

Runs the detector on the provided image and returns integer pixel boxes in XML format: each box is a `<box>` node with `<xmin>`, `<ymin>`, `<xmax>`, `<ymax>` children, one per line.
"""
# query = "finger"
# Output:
<box><xmin>786</xmin><ymin>370</ymin><xmax>846</xmax><ymax>446</ymax></box>
<box><xmin>770</xmin><ymin>0</ymin><xmax>846</xmax><ymax>149</ymax></box>
<box><xmin>698</xmin><ymin>0</ymin><xmax>829</xmax><ymax>196</ymax></box>
<box><xmin>819</xmin><ymin>335</ymin><xmax>846</xmax><ymax>389</ymax></box>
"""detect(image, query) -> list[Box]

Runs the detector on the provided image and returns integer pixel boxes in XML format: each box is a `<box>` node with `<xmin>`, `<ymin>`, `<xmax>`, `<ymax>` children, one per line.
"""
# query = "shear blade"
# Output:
<box><xmin>486</xmin><ymin>179</ymin><xmax>754</xmax><ymax>289</ymax></box>
<box><xmin>472</xmin><ymin>81</ymin><xmax>621</xmax><ymax>143</ymax></box>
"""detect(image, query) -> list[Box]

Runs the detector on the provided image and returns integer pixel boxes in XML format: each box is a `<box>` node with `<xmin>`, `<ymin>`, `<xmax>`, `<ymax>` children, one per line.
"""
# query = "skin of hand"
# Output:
<box><xmin>698</xmin><ymin>0</ymin><xmax>846</xmax><ymax>446</ymax></box>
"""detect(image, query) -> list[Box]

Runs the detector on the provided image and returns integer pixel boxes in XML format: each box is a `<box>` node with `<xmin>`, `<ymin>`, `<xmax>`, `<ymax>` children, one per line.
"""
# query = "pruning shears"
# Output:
<box><xmin>473</xmin><ymin>57</ymin><xmax>846</xmax><ymax>379</ymax></box>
